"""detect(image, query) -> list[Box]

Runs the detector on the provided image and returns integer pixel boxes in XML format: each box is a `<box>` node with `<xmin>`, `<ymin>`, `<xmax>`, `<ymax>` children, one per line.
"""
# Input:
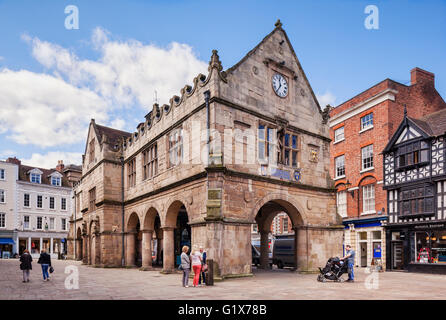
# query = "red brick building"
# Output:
<box><xmin>328</xmin><ymin>68</ymin><xmax>446</xmax><ymax>268</ymax></box>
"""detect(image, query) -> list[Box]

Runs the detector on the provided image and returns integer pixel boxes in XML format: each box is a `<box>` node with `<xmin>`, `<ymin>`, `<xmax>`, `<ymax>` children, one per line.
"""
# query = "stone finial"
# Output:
<box><xmin>208</xmin><ymin>49</ymin><xmax>223</xmax><ymax>73</ymax></box>
<box><xmin>207</xmin><ymin>50</ymin><xmax>227</xmax><ymax>83</ymax></box>
<box><xmin>322</xmin><ymin>104</ymin><xmax>332</xmax><ymax>124</ymax></box>
<box><xmin>275</xmin><ymin>19</ymin><xmax>283</xmax><ymax>28</ymax></box>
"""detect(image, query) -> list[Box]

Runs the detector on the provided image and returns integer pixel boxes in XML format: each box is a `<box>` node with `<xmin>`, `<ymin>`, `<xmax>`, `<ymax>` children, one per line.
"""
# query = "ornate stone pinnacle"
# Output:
<box><xmin>208</xmin><ymin>49</ymin><xmax>223</xmax><ymax>73</ymax></box>
<box><xmin>275</xmin><ymin>19</ymin><xmax>282</xmax><ymax>28</ymax></box>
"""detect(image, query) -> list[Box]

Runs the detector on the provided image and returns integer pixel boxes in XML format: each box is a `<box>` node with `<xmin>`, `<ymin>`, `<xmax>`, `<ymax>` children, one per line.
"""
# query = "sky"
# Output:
<box><xmin>0</xmin><ymin>0</ymin><xmax>445</xmax><ymax>168</ymax></box>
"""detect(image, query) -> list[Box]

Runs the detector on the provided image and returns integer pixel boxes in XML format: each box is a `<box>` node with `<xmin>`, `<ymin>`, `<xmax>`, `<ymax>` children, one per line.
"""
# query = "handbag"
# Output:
<box><xmin>202</xmin><ymin>263</ymin><xmax>208</xmax><ymax>272</ymax></box>
<box><xmin>49</xmin><ymin>266</ymin><xmax>54</xmax><ymax>273</ymax></box>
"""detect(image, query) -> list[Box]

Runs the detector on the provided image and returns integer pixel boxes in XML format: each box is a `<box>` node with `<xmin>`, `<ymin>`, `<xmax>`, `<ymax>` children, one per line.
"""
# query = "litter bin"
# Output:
<box><xmin>206</xmin><ymin>259</ymin><xmax>214</xmax><ymax>286</ymax></box>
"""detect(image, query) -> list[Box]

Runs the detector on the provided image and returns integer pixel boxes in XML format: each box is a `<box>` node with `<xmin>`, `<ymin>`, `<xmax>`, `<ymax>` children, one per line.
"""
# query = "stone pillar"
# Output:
<box><xmin>141</xmin><ymin>230</ymin><xmax>153</xmax><ymax>270</ymax></box>
<box><xmin>162</xmin><ymin>227</ymin><xmax>175</xmax><ymax>273</ymax></box>
<box><xmin>82</xmin><ymin>235</ymin><xmax>88</xmax><ymax>264</ymax></box>
<box><xmin>76</xmin><ymin>239</ymin><xmax>83</xmax><ymax>260</ymax></box>
<box><xmin>260</xmin><ymin>231</ymin><xmax>270</xmax><ymax>269</ymax></box>
<box><xmin>39</xmin><ymin>237</ymin><xmax>43</xmax><ymax>253</ymax></box>
<box><xmin>50</xmin><ymin>238</ymin><xmax>54</xmax><ymax>255</ymax></box>
<box><xmin>126</xmin><ymin>232</ymin><xmax>136</xmax><ymax>267</ymax></box>
<box><xmin>27</xmin><ymin>237</ymin><xmax>31</xmax><ymax>252</ymax></box>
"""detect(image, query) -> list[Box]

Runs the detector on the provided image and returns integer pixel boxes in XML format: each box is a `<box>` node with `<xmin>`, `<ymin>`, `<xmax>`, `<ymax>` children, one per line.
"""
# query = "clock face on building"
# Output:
<box><xmin>272</xmin><ymin>73</ymin><xmax>288</xmax><ymax>98</ymax></box>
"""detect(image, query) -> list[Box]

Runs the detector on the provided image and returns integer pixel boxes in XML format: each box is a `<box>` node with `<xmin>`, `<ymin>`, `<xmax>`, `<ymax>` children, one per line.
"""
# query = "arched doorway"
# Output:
<box><xmin>252</xmin><ymin>199</ymin><xmax>304</xmax><ymax>272</ymax></box>
<box><xmin>89</xmin><ymin>219</ymin><xmax>101</xmax><ymax>266</ymax></box>
<box><xmin>76</xmin><ymin>227</ymin><xmax>83</xmax><ymax>261</ymax></box>
<box><xmin>163</xmin><ymin>201</ymin><xmax>190</xmax><ymax>273</ymax></box>
<box><xmin>126</xmin><ymin>212</ymin><xmax>141</xmax><ymax>267</ymax></box>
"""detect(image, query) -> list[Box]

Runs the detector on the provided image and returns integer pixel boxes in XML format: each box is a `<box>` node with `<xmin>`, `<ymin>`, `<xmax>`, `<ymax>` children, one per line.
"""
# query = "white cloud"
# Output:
<box><xmin>21</xmin><ymin>151</ymin><xmax>83</xmax><ymax>169</ymax></box>
<box><xmin>0</xmin><ymin>69</ymin><xmax>108</xmax><ymax>147</ymax></box>
<box><xmin>0</xmin><ymin>27</ymin><xmax>208</xmax><ymax>149</ymax></box>
<box><xmin>317</xmin><ymin>91</ymin><xmax>337</xmax><ymax>108</ymax></box>
<box><xmin>0</xmin><ymin>149</ymin><xmax>17</xmax><ymax>160</ymax></box>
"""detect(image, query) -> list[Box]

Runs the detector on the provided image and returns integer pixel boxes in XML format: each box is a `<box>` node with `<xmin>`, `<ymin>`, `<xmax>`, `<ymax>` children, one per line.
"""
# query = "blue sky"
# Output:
<box><xmin>0</xmin><ymin>0</ymin><xmax>445</xmax><ymax>168</ymax></box>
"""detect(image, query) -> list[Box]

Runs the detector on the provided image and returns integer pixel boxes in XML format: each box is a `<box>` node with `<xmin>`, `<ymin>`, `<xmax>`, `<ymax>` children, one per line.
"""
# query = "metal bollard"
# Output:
<box><xmin>206</xmin><ymin>259</ymin><xmax>214</xmax><ymax>286</ymax></box>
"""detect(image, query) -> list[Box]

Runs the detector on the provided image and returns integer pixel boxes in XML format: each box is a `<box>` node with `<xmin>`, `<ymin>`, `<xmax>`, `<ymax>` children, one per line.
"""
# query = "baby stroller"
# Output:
<box><xmin>317</xmin><ymin>257</ymin><xmax>348</xmax><ymax>282</ymax></box>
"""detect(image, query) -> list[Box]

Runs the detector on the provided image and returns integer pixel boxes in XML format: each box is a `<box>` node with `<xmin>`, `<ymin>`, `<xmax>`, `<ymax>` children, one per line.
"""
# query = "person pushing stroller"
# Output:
<box><xmin>340</xmin><ymin>244</ymin><xmax>355</xmax><ymax>282</ymax></box>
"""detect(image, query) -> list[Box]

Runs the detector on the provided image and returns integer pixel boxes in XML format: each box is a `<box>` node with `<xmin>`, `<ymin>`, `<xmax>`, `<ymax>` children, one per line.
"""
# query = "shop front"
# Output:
<box><xmin>385</xmin><ymin>221</ymin><xmax>446</xmax><ymax>274</ymax></box>
<box><xmin>343</xmin><ymin>216</ymin><xmax>387</xmax><ymax>269</ymax></box>
<box><xmin>0</xmin><ymin>230</ymin><xmax>18</xmax><ymax>258</ymax></box>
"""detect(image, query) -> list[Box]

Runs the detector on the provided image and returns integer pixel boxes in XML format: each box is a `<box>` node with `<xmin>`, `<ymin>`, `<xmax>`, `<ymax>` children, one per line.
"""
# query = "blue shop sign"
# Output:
<box><xmin>373</xmin><ymin>248</ymin><xmax>382</xmax><ymax>258</ymax></box>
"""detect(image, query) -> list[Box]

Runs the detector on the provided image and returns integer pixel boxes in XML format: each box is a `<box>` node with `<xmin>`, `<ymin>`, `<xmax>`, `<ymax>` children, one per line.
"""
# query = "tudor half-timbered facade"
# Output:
<box><xmin>383</xmin><ymin>108</ymin><xmax>446</xmax><ymax>273</ymax></box>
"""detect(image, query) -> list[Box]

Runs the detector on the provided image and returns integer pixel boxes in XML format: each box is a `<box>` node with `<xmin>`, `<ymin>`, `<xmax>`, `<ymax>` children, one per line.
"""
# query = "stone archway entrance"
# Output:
<box><xmin>126</xmin><ymin>212</ymin><xmax>141</xmax><ymax>267</ymax></box>
<box><xmin>89</xmin><ymin>219</ymin><xmax>101</xmax><ymax>266</ymax></box>
<box><xmin>252</xmin><ymin>199</ymin><xmax>304</xmax><ymax>272</ymax></box>
<box><xmin>163</xmin><ymin>201</ymin><xmax>190</xmax><ymax>273</ymax></box>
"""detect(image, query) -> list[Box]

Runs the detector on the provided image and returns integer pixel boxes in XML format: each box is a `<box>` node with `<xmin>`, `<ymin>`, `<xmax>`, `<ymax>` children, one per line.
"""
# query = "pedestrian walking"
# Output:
<box><xmin>191</xmin><ymin>247</ymin><xmax>203</xmax><ymax>287</ymax></box>
<box><xmin>180</xmin><ymin>245</ymin><xmax>191</xmax><ymax>288</ymax></box>
<box><xmin>37</xmin><ymin>249</ymin><xmax>52</xmax><ymax>281</ymax></box>
<box><xmin>19</xmin><ymin>249</ymin><xmax>32</xmax><ymax>283</ymax></box>
<box><xmin>198</xmin><ymin>246</ymin><xmax>207</xmax><ymax>286</ymax></box>
<box><xmin>341</xmin><ymin>244</ymin><xmax>356</xmax><ymax>282</ymax></box>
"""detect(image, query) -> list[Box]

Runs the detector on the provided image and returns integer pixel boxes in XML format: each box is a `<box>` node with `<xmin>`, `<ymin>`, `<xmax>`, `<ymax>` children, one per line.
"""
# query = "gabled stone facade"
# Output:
<box><xmin>68</xmin><ymin>21</ymin><xmax>343</xmax><ymax>278</ymax></box>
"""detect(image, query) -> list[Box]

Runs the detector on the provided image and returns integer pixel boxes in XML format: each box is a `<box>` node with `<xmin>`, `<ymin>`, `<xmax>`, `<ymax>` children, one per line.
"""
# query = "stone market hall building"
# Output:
<box><xmin>68</xmin><ymin>21</ymin><xmax>343</xmax><ymax>278</ymax></box>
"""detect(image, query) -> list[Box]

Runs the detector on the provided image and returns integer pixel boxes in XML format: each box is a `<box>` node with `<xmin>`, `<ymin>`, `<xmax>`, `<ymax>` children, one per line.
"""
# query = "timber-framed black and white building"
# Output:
<box><xmin>383</xmin><ymin>108</ymin><xmax>446</xmax><ymax>273</ymax></box>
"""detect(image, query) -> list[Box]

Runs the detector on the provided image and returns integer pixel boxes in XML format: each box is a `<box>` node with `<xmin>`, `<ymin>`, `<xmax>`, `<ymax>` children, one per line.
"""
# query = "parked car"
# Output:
<box><xmin>272</xmin><ymin>235</ymin><xmax>296</xmax><ymax>269</ymax></box>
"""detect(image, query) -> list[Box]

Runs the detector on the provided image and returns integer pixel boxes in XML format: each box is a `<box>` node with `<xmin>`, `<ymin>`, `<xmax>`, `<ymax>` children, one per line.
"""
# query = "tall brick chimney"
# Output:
<box><xmin>6</xmin><ymin>157</ymin><xmax>21</xmax><ymax>165</ymax></box>
<box><xmin>56</xmin><ymin>160</ymin><xmax>65</xmax><ymax>172</ymax></box>
<box><xmin>411</xmin><ymin>67</ymin><xmax>435</xmax><ymax>86</ymax></box>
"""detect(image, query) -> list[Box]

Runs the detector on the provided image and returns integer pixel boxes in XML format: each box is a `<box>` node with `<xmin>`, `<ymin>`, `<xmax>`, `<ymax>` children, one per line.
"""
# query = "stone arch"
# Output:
<box><xmin>164</xmin><ymin>199</ymin><xmax>189</xmax><ymax>228</ymax></box>
<box><xmin>250</xmin><ymin>193</ymin><xmax>308</xmax><ymax>226</ymax></box>
<box><xmin>89</xmin><ymin>218</ymin><xmax>101</xmax><ymax>265</ymax></box>
<box><xmin>126</xmin><ymin>212</ymin><xmax>141</xmax><ymax>232</ymax></box>
<box><xmin>142</xmin><ymin>206</ymin><xmax>160</xmax><ymax>231</ymax></box>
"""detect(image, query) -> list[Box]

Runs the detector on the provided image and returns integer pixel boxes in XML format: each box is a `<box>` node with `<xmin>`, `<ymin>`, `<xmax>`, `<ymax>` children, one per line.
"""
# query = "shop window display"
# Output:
<box><xmin>414</xmin><ymin>231</ymin><xmax>446</xmax><ymax>264</ymax></box>
<box><xmin>431</xmin><ymin>231</ymin><xmax>446</xmax><ymax>264</ymax></box>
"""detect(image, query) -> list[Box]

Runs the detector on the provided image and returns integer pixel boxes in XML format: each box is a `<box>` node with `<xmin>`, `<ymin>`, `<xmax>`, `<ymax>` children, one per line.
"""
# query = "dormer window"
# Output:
<box><xmin>30</xmin><ymin>173</ymin><xmax>41</xmax><ymax>184</ymax></box>
<box><xmin>396</xmin><ymin>140</ymin><xmax>429</xmax><ymax>170</ymax></box>
<box><xmin>51</xmin><ymin>177</ymin><xmax>61</xmax><ymax>186</ymax></box>
<box><xmin>49</xmin><ymin>171</ymin><xmax>63</xmax><ymax>186</ymax></box>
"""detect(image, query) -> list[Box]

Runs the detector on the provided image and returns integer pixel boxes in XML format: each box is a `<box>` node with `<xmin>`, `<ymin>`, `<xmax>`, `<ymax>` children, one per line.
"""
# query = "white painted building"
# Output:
<box><xmin>0</xmin><ymin>160</ymin><xmax>19</xmax><ymax>258</ymax></box>
<box><xmin>3</xmin><ymin>158</ymin><xmax>80</xmax><ymax>259</ymax></box>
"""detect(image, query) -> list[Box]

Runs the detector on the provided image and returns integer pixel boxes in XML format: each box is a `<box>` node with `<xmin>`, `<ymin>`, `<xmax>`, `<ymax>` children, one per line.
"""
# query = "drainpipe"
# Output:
<box><xmin>120</xmin><ymin>155</ymin><xmax>125</xmax><ymax>267</ymax></box>
<box><xmin>204</xmin><ymin>90</ymin><xmax>211</xmax><ymax>166</ymax></box>
<box><xmin>73</xmin><ymin>189</ymin><xmax>76</xmax><ymax>260</ymax></box>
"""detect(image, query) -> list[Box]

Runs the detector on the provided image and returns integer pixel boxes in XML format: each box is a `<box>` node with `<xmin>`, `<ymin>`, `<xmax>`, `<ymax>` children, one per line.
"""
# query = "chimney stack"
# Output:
<box><xmin>411</xmin><ymin>67</ymin><xmax>435</xmax><ymax>86</ymax></box>
<box><xmin>56</xmin><ymin>160</ymin><xmax>65</xmax><ymax>172</ymax></box>
<box><xmin>6</xmin><ymin>157</ymin><xmax>21</xmax><ymax>165</ymax></box>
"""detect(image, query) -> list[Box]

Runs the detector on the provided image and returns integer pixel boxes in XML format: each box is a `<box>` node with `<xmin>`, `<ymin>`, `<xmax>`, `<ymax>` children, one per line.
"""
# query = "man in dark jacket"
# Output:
<box><xmin>19</xmin><ymin>249</ymin><xmax>32</xmax><ymax>283</ymax></box>
<box><xmin>37</xmin><ymin>249</ymin><xmax>52</xmax><ymax>281</ymax></box>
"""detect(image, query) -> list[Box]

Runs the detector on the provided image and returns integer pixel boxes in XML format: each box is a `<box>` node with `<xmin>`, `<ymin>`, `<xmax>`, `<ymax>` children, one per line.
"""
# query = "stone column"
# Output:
<box><xmin>77</xmin><ymin>239</ymin><xmax>83</xmax><ymax>260</ymax></box>
<box><xmin>125</xmin><ymin>232</ymin><xmax>136</xmax><ymax>267</ymax></box>
<box><xmin>39</xmin><ymin>237</ymin><xmax>43</xmax><ymax>253</ymax></box>
<box><xmin>162</xmin><ymin>227</ymin><xmax>175</xmax><ymax>273</ymax></box>
<box><xmin>50</xmin><ymin>238</ymin><xmax>54</xmax><ymax>255</ymax></box>
<box><xmin>82</xmin><ymin>235</ymin><xmax>88</xmax><ymax>264</ymax></box>
<box><xmin>141</xmin><ymin>230</ymin><xmax>153</xmax><ymax>270</ymax></box>
<box><xmin>27</xmin><ymin>237</ymin><xmax>31</xmax><ymax>252</ymax></box>
<box><xmin>260</xmin><ymin>231</ymin><xmax>270</xmax><ymax>269</ymax></box>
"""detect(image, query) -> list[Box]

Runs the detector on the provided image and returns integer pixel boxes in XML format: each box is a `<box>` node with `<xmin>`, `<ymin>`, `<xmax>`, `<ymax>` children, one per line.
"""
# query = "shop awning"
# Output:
<box><xmin>0</xmin><ymin>238</ymin><xmax>15</xmax><ymax>245</ymax></box>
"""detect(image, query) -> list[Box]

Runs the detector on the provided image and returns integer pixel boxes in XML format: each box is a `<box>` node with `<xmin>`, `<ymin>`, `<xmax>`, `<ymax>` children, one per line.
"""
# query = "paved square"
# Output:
<box><xmin>1</xmin><ymin>259</ymin><xmax>445</xmax><ymax>300</ymax></box>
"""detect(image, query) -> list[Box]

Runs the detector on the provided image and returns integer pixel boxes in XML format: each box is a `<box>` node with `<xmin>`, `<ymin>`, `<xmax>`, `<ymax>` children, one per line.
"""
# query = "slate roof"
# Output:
<box><xmin>18</xmin><ymin>165</ymin><xmax>71</xmax><ymax>188</ymax></box>
<box><xmin>95</xmin><ymin>123</ymin><xmax>131</xmax><ymax>146</ymax></box>
<box><xmin>409</xmin><ymin>109</ymin><xmax>446</xmax><ymax>137</ymax></box>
